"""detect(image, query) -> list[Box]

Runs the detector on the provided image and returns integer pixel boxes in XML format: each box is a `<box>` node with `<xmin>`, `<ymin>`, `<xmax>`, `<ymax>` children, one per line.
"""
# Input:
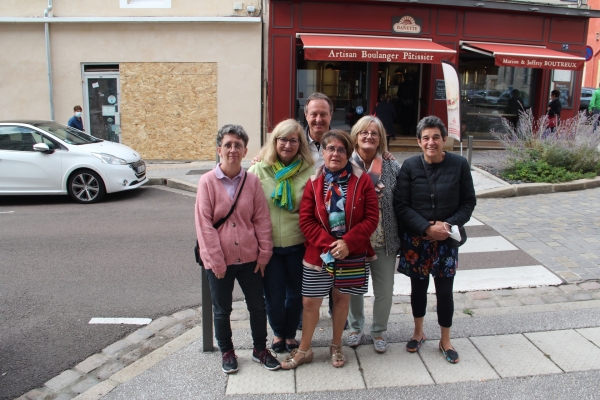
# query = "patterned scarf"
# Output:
<box><xmin>351</xmin><ymin>152</ymin><xmax>385</xmax><ymax>197</ymax></box>
<box><xmin>324</xmin><ymin>162</ymin><xmax>353</xmax><ymax>237</ymax></box>
<box><xmin>271</xmin><ymin>158</ymin><xmax>302</xmax><ymax>210</ymax></box>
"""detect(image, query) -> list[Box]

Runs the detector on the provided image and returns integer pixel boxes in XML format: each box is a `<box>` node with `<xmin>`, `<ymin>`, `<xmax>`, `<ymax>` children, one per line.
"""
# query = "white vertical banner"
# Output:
<box><xmin>441</xmin><ymin>60</ymin><xmax>461</xmax><ymax>141</ymax></box>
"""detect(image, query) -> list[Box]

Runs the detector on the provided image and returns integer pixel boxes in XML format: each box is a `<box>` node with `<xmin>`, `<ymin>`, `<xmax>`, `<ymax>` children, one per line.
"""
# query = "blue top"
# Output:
<box><xmin>67</xmin><ymin>116</ymin><xmax>84</xmax><ymax>131</ymax></box>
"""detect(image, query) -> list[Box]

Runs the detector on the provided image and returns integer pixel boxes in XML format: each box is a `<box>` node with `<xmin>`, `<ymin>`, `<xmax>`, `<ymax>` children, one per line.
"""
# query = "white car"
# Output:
<box><xmin>0</xmin><ymin>121</ymin><xmax>147</xmax><ymax>203</ymax></box>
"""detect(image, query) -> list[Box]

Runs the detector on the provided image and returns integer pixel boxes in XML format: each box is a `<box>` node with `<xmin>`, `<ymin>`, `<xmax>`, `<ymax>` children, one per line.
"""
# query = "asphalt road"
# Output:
<box><xmin>0</xmin><ymin>186</ymin><xmax>205</xmax><ymax>399</ymax></box>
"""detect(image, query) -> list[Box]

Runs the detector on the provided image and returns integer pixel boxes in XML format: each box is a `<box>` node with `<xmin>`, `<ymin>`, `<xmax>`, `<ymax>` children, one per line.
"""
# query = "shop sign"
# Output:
<box><xmin>392</xmin><ymin>16</ymin><xmax>422</xmax><ymax>35</ymax></box>
<box><xmin>495</xmin><ymin>55</ymin><xmax>583</xmax><ymax>71</ymax></box>
<box><xmin>305</xmin><ymin>48</ymin><xmax>449</xmax><ymax>64</ymax></box>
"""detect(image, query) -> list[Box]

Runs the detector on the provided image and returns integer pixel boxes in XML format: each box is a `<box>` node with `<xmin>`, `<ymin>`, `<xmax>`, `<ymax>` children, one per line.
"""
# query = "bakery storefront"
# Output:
<box><xmin>267</xmin><ymin>0</ymin><xmax>596</xmax><ymax>140</ymax></box>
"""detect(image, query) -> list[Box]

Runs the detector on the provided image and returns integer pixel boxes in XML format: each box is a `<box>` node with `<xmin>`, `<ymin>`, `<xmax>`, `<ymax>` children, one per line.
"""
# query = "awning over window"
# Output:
<box><xmin>461</xmin><ymin>41</ymin><xmax>584</xmax><ymax>71</ymax></box>
<box><xmin>299</xmin><ymin>34</ymin><xmax>456</xmax><ymax>64</ymax></box>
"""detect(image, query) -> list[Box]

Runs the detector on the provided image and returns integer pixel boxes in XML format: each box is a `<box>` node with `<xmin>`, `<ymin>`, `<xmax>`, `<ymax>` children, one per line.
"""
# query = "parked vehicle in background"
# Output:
<box><xmin>498</xmin><ymin>90</ymin><xmax>531</xmax><ymax>108</ymax></box>
<box><xmin>0</xmin><ymin>121</ymin><xmax>147</xmax><ymax>203</ymax></box>
<box><xmin>468</xmin><ymin>90</ymin><xmax>502</xmax><ymax>105</ymax></box>
<box><xmin>580</xmin><ymin>87</ymin><xmax>595</xmax><ymax>112</ymax></box>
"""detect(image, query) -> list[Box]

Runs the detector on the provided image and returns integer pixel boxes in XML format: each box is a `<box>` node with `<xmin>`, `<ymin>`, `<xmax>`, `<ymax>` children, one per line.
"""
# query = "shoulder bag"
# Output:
<box><xmin>420</xmin><ymin>156</ymin><xmax>467</xmax><ymax>247</ymax></box>
<box><xmin>194</xmin><ymin>172</ymin><xmax>247</xmax><ymax>266</ymax></box>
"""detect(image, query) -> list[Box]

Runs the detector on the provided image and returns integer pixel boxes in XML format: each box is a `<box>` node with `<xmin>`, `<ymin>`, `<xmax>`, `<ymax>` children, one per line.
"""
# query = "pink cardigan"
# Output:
<box><xmin>195</xmin><ymin>169</ymin><xmax>273</xmax><ymax>275</ymax></box>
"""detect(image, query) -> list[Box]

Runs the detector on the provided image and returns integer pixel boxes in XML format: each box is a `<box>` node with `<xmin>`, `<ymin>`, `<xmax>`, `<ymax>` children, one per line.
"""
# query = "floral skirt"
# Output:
<box><xmin>399</xmin><ymin>232</ymin><xmax>458</xmax><ymax>279</ymax></box>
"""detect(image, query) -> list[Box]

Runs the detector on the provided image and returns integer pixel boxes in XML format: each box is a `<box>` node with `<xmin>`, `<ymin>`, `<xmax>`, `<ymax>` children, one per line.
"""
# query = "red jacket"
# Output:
<box><xmin>299</xmin><ymin>163</ymin><xmax>379</xmax><ymax>270</ymax></box>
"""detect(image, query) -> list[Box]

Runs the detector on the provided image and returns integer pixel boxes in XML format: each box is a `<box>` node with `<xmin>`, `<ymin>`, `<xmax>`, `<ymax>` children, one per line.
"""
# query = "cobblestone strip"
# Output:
<box><xmin>17</xmin><ymin>281</ymin><xmax>600</xmax><ymax>400</ymax></box>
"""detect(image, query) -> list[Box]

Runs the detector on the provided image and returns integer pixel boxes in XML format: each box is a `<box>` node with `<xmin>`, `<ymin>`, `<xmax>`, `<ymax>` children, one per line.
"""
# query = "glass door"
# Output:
<box><xmin>83</xmin><ymin>73</ymin><xmax>121</xmax><ymax>142</ymax></box>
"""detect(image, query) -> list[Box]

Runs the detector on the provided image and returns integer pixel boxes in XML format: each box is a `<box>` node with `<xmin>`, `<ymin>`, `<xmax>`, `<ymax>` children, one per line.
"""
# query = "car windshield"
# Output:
<box><xmin>32</xmin><ymin>122</ymin><xmax>103</xmax><ymax>145</ymax></box>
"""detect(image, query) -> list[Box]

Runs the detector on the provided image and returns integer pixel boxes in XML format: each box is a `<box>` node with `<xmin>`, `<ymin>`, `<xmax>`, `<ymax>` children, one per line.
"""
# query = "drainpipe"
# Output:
<box><xmin>44</xmin><ymin>0</ymin><xmax>54</xmax><ymax>120</ymax></box>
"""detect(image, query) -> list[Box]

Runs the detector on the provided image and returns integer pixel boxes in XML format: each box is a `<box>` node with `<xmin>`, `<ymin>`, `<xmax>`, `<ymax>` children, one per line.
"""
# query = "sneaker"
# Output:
<box><xmin>347</xmin><ymin>332</ymin><xmax>363</xmax><ymax>348</ymax></box>
<box><xmin>221</xmin><ymin>350</ymin><xmax>238</xmax><ymax>374</ymax></box>
<box><xmin>252</xmin><ymin>348</ymin><xmax>281</xmax><ymax>371</ymax></box>
<box><xmin>373</xmin><ymin>338</ymin><xmax>387</xmax><ymax>354</ymax></box>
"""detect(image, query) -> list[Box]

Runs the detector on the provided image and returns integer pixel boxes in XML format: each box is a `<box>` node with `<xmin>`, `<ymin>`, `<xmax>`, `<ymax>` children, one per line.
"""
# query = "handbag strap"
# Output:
<box><xmin>213</xmin><ymin>171</ymin><xmax>247</xmax><ymax>230</ymax></box>
<box><xmin>420</xmin><ymin>156</ymin><xmax>437</xmax><ymax>223</ymax></box>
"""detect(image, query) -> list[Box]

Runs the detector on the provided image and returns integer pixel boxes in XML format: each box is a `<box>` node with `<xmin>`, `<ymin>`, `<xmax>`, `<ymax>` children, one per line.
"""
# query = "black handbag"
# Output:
<box><xmin>194</xmin><ymin>172</ymin><xmax>247</xmax><ymax>266</ymax></box>
<box><xmin>420</xmin><ymin>156</ymin><xmax>467</xmax><ymax>248</ymax></box>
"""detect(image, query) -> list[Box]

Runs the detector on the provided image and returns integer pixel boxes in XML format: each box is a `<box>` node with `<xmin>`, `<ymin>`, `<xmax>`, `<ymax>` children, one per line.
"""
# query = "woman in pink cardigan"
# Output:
<box><xmin>195</xmin><ymin>124</ymin><xmax>279</xmax><ymax>374</ymax></box>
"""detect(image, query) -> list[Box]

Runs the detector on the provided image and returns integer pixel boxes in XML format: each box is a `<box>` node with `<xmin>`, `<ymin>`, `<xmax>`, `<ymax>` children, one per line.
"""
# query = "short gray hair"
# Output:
<box><xmin>304</xmin><ymin>92</ymin><xmax>334</xmax><ymax>114</ymax></box>
<box><xmin>416</xmin><ymin>116</ymin><xmax>447</xmax><ymax>140</ymax></box>
<box><xmin>216</xmin><ymin>124</ymin><xmax>249</xmax><ymax>147</ymax></box>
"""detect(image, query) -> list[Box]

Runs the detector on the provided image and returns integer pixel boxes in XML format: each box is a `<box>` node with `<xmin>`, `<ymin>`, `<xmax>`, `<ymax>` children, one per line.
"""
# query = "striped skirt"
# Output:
<box><xmin>301</xmin><ymin>262</ymin><xmax>370</xmax><ymax>297</ymax></box>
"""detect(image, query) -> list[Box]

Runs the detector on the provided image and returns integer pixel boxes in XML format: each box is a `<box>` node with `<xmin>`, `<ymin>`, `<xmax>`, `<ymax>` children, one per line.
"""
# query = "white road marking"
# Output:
<box><xmin>89</xmin><ymin>318</ymin><xmax>152</xmax><ymax>325</ymax></box>
<box><xmin>460</xmin><ymin>236</ymin><xmax>518</xmax><ymax>253</ymax></box>
<box><xmin>366</xmin><ymin>265</ymin><xmax>562</xmax><ymax>296</ymax></box>
<box><xmin>464</xmin><ymin>217</ymin><xmax>483</xmax><ymax>226</ymax></box>
<box><xmin>0</xmin><ymin>211</ymin><xmax>14</xmax><ymax>214</ymax></box>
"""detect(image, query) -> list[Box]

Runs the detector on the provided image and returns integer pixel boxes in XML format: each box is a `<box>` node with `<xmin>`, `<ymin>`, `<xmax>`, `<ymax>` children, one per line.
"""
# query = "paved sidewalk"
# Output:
<box><xmin>21</xmin><ymin>282</ymin><xmax>600</xmax><ymax>399</ymax></box>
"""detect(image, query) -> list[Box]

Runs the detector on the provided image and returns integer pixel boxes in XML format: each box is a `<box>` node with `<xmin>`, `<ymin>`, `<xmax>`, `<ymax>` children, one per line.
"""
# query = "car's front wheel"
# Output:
<box><xmin>68</xmin><ymin>169</ymin><xmax>106</xmax><ymax>204</ymax></box>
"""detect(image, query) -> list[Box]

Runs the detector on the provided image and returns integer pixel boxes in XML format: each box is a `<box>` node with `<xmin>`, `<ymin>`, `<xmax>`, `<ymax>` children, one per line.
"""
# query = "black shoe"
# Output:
<box><xmin>439</xmin><ymin>341</ymin><xmax>460</xmax><ymax>364</ymax></box>
<box><xmin>252</xmin><ymin>348</ymin><xmax>281</xmax><ymax>371</ymax></box>
<box><xmin>221</xmin><ymin>350</ymin><xmax>238</xmax><ymax>374</ymax></box>
<box><xmin>271</xmin><ymin>339</ymin><xmax>286</xmax><ymax>353</ymax></box>
<box><xmin>285</xmin><ymin>340</ymin><xmax>299</xmax><ymax>353</ymax></box>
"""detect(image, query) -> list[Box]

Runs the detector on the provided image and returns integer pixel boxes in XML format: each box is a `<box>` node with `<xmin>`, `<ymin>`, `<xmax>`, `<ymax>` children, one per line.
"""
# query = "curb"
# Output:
<box><xmin>146</xmin><ymin>174</ymin><xmax>600</xmax><ymax>199</ymax></box>
<box><xmin>476</xmin><ymin>175</ymin><xmax>600</xmax><ymax>199</ymax></box>
<box><xmin>145</xmin><ymin>178</ymin><xmax>197</xmax><ymax>193</ymax></box>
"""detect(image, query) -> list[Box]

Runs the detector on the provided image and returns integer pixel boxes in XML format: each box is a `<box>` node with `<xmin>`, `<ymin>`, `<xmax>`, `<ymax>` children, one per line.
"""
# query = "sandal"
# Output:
<box><xmin>329</xmin><ymin>343</ymin><xmax>346</xmax><ymax>368</ymax></box>
<box><xmin>406</xmin><ymin>335</ymin><xmax>426</xmax><ymax>353</ymax></box>
<box><xmin>439</xmin><ymin>341</ymin><xmax>459</xmax><ymax>364</ymax></box>
<box><xmin>280</xmin><ymin>348</ymin><xmax>313</xmax><ymax>370</ymax></box>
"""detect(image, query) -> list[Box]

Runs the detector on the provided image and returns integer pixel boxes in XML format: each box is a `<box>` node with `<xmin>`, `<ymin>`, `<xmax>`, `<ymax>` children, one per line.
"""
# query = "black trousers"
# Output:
<box><xmin>410</xmin><ymin>276</ymin><xmax>454</xmax><ymax>328</ymax></box>
<box><xmin>206</xmin><ymin>262</ymin><xmax>267</xmax><ymax>353</ymax></box>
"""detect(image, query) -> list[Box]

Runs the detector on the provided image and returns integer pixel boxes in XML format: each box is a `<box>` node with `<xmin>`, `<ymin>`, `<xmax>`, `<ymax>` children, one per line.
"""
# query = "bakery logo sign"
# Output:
<box><xmin>392</xmin><ymin>15</ymin><xmax>422</xmax><ymax>35</ymax></box>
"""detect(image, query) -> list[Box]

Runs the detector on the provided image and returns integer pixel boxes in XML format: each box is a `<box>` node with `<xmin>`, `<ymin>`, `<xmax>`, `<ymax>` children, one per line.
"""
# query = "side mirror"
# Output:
<box><xmin>33</xmin><ymin>143</ymin><xmax>54</xmax><ymax>154</ymax></box>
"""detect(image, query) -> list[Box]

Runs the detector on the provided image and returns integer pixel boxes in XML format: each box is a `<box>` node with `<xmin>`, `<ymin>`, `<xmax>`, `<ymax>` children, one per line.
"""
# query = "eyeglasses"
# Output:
<box><xmin>359</xmin><ymin>131</ymin><xmax>380</xmax><ymax>138</ymax></box>
<box><xmin>324</xmin><ymin>146</ymin><xmax>347</xmax><ymax>155</ymax></box>
<box><xmin>221</xmin><ymin>142</ymin><xmax>244</xmax><ymax>151</ymax></box>
<box><xmin>277</xmin><ymin>137</ymin><xmax>300</xmax><ymax>146</ymax></box>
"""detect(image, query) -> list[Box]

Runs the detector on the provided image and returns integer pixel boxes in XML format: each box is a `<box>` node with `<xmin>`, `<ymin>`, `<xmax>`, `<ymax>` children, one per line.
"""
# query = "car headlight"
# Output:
<box><xmin>92</xmin><ymin>152</ymin><xmax>128</xmax><ymax>165</ymax></box>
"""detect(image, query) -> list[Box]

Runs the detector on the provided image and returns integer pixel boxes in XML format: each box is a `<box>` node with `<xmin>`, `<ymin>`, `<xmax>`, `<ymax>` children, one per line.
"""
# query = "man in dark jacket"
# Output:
<box><xmin>547</xmin><ymin>89</ymin><xmax>562</xmax><ymax>133</ymax></box>
<box><xmin>374</xmin><ymin>94</ymin><xmax>396</xmax><ymax>146</ymax></box>
<box><xmin>67</xmin><ymin>105</ymin><xmax>84</xmax><ymax>131</ymax></box>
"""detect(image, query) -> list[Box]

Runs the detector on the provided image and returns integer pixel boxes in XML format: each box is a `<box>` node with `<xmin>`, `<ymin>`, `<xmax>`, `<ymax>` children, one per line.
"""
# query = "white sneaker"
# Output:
<box><xmin>373</xmin><ymin>338</ymin><xmax>387</xmax><ymax>353</ymax></box>
<box><xmin>347</xmin><ymin>332</ymin><xmax>363</xmax><ymax>348</ymax></box>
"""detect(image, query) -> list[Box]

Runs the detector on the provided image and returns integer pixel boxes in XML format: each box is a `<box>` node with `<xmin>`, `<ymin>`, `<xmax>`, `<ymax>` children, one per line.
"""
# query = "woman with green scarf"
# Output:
<box><xmin>248</xmin><ymin>119</ymin><xmax>315</xmax><ymax>353</ymax></box>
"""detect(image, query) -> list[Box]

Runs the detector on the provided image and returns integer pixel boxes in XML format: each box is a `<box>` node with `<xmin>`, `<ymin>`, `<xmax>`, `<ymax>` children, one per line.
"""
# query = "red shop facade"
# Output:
<box><xmin>267</xmin><ymin>0</ymin><xmax>598</xmax><ymax>140</ymax></box>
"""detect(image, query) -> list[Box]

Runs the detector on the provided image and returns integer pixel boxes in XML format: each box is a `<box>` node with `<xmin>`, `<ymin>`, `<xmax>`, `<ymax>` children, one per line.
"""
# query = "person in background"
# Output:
<box><xmin>195</xmin><ymin>124</ymin><xmax>280</xmax><ymax>374</ymax></box>
<box><xmin>588</xmin><ymin>84</ymin><xmax>600</xmax><ymax>132</ymax></box>
<box><xmin>68</xmin><ymin>105</ymin><xmax>84</xmax><ymax>131</ymax></box>
<box><xmin>505</xmin><ymin>89</ymin><xmax>523</xmax><ymax>127</ymax></box>
<box><xmin>346</xmin><ymin>116</ymin><xmax>401</xmax><ymax>354</ymax></box>
<box><xmin>394</xmin><ymin>116</ymin><xmax>476</xmax><ymax>364</ymax></box>
<box><xmin>248</xmin><ymin>119</ymin><xmax>315</xmax><ymax>354</ymax></box>
<box><xmin>547</xmin><ymin>89</ymin><xmax>562</xmax><ymax>133</ymax></box>
<box><xmin>281</xmin><ymin>130</ymin><xmax>378</xmax><ymax>370</ymax></box>
<box><xmin>374</xmin><ymin>94</ymin><xmax>397</xmax><ymax>147</ymax></box>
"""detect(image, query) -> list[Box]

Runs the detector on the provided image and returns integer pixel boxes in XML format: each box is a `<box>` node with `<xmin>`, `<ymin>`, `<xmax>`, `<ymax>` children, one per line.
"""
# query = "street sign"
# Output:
<box><xmin>585</xmin><ymin>45</ymin><xmax>593</xmax><ymax>62</ymax></box>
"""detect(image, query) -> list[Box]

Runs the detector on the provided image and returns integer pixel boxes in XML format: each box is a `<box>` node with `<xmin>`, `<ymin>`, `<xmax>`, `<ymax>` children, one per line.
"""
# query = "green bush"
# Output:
<box><xmin>502</xmin><ymin>160</ymin><xmax>596</xmax><ymax>183</ymax></box>
<box><xmin>491</xmin><ymin>110</ymin><xmax>600</xmax><ymax>183</ymax></box>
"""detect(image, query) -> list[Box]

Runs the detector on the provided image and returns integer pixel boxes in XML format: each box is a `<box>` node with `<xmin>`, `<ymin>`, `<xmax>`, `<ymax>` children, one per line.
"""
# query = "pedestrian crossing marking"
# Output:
<box><xmin>365</xmin><ymin>265</ymin><xmax>561</xmax><ymax>296</ymax></box>
<box><xmin>461</xmin><ymin>236</ymin><xmax>518</xmax><ymax>253</ymax></box>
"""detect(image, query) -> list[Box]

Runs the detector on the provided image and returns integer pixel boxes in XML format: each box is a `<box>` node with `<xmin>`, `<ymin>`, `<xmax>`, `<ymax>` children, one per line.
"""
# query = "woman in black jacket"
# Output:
<box><xmin>393</xmin><ymin>116</ymin><xmax>476</xmax><ymax>364</ymax></box>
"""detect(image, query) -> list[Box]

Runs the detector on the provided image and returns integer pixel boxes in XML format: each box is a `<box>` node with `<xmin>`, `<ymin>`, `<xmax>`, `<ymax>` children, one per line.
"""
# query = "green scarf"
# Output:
<box><xmin>271</xmin><ymin>158</ymin><xmax>302</xmax><ymax>210</ymax></box>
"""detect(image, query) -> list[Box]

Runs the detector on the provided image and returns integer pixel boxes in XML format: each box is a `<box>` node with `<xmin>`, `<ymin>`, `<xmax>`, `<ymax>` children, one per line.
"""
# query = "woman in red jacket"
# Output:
<box><xmin>281</xmin><ymin>130</ymin><xmax>379</xmax><ymax>370</ymax></box>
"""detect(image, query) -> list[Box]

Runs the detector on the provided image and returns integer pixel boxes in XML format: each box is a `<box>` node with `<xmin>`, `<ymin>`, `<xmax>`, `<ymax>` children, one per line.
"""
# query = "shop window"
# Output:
<box><xmin>459</xmin><ymin>53</ymin><xmax>537</xmax><ymax>139</ymax></box>
<box><xmin>119</xmin><ymin>0</ymin><xmax>171</xmax><ymax>8</ymax></box>
<box><xmin>550</xmin><ymin>70</ymin><xmax>574</xmax><ymax>109</ymax></box>
<box><xmin>296</xmin><ymin>48</ymin><xmax>368</xmax><ymax>129</ymax></box>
